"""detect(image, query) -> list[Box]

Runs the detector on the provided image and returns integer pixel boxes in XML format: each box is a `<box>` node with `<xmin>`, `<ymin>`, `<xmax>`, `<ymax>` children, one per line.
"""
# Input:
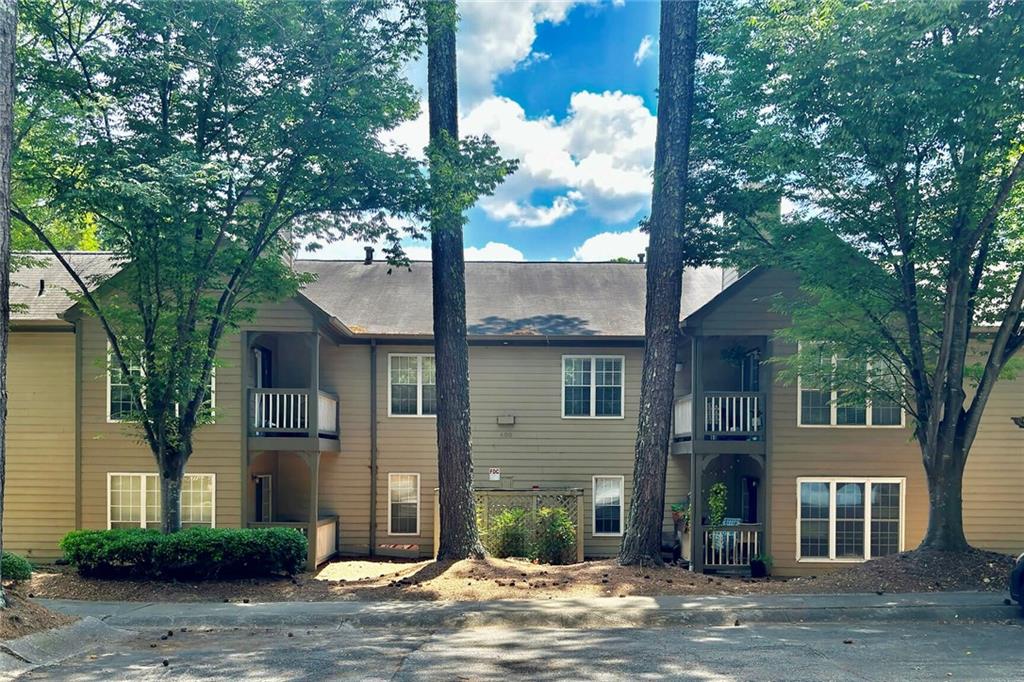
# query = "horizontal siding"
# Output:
<box><xmin>698</xmin><ymin>269</ymin><xmax>797</xmax><ymax>336</ymax></box>
<box><xmin>4</xmin><ymin>332</ymin><xmax>77</xmax><ymax>559</ymax></box>
<box><xmin>962</xmin><ymin>352</ymin><xmax>1024</xmax><ymax>554</ymax></box>
<box><xmin>768</xmin><ymin>341</ymin><xmax>927</xmax><ymax>576</ymax></box>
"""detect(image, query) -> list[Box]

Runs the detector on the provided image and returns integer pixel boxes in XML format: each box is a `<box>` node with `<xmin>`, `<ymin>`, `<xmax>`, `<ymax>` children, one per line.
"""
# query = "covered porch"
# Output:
<box><xmin>247</xmin><ymin>450</ymin><xmax>338</xmax><ymax>569</ymax></box>
<box><xmin>688</xmin><ymin>452</ymin><xmax>766</xmax><ymax>574</ymax></box>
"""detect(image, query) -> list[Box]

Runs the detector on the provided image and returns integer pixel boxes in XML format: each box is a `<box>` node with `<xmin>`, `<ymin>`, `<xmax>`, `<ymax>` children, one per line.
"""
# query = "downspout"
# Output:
<box><xmin>368</xmin><ymin>339</ymin><xmax>378</xmax><ymax>556</ymax></box>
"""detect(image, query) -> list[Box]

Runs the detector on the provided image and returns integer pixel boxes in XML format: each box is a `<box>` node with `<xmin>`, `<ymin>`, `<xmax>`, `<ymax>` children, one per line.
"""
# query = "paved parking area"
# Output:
<box><xmin>14</xmin><ymin>621</ymin><xmax>1023</xmax><ymax>681</ymax></box>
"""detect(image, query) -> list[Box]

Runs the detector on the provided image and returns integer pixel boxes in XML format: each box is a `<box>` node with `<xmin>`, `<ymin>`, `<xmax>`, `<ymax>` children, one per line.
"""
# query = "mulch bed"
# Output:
<box><xmin>1</xmin><ymin>583</ymin><xmax>76</xmax><ymax>641</ymax></box>
<box><xmin>777</xmin><ymin>547</ymin><xmax>1015</xmax><ymax>594</ymax></box>
<box><xmin>25</xmin><ymin>548</ymin><xmax>1015</xmax><ymax>604</ymax></box>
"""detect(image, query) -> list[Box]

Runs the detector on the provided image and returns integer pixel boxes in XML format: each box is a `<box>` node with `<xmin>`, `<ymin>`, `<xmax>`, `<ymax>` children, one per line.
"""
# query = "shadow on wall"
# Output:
<box><xmin>468</xmin><ymin>315</ymin><xmax>596</xmax><ymax>337</ymax></box>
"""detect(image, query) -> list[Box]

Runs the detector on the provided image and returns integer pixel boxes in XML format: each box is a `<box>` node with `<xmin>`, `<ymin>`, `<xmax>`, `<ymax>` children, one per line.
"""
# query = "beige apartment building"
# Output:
<box><xmin>5</xmin><ymin>253</ymin><xmax>1022</xmax><ymax>576</ymax></box>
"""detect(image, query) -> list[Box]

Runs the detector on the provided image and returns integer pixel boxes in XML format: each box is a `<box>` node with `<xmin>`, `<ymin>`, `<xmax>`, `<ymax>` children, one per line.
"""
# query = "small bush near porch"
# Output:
<box><xmin>60</xmin><ymin>527</ymin><xmax>306</xmax><ymax>579</ymax></box>
<box><xmin>484</xmin><ymin>507</ymin><xmax>577</xmax><ymax>565</ymax></box>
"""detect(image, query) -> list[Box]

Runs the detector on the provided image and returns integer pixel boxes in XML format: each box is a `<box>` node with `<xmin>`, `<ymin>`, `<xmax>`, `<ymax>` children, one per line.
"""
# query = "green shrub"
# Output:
<box><xmin>60</xmin><ymin>527</ymin><xmax>307</xmax><ymax>579</ymax></box>
<box><xmin>531</xmin><ymin>507</ymin><xmax>576</xmax><ymax>565</ymax></box>
<box><xmin>484</xmin><ymin>507</ymin><xmax>531</xmax><ymax>558</ymax></box>
<box><xmin>2</xmin><ymin>551</ymin><xmax>33</xmax><ymax>581</ymax></box>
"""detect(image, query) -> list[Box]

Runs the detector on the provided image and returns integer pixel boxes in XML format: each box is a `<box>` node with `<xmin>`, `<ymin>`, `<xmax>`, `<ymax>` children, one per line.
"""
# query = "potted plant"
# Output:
<box><xmin>670</xmin><ymin>502</ymin><xmax>690</xmax><ymax>530</ymax></box>
<box><xmin>750</xmin><ymin>553</ymin><xmax>772</xmax><ymax>579</ymax></box>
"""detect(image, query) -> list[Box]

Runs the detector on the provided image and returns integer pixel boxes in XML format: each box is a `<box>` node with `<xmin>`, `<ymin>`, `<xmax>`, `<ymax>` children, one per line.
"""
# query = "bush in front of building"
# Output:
<box><xmin>59</xmin><ymin>527</ymin><xmax>307</xmax><ymax>579</ymax></box>
<box><xmin>483</xmin><ymin>507</ymin><xmax>531</xmax><ymax>558</ymax></box>
<box><xmin>531</xmin><ymin>507</ymin><xmax>577</xmax><ymax>565</ymax></box>
<box><xmin>1</xmin><ymin>551</ymin><xmax>34</xmax><ymax>581</ymax></box>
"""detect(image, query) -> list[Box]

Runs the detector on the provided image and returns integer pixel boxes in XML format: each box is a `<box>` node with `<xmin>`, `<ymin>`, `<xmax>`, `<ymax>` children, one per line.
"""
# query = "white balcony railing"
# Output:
<box><xmin>702</xmin><ymin>524</ymin><xmax>763</xmax><ymax>567</ymax></box>
<box><xmin>251</xmin><ymin>389</ymin><xmax>308</xmax><ymax>433</ymax></box>
<box><xmin>318</xmin><ymin>390</ymin><xmax>339</xmax><ymax>436</ymax></box>
<box><xmin>704</xmin><ymin>391</ymin><xmax>761</xmax><ymax>437</ymax></box>
<box><xmin>250</xmin><ymin>388</ymin><xmax>338</xmax><ymax>437</ymax></box>
<box><xmin>673</xmin><ymin>395</ymin><xmax>693</xmax><ymax>436</ymax></box>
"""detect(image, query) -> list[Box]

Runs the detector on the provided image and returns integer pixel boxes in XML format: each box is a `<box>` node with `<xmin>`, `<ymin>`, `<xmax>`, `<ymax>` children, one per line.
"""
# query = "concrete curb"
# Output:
<box><xmin>0</xmin><ymin>616</ymin><xmax>133</xmax><ymax>678</ymax></box>
<box><xmin>37</xmin><ymin>592</ymin><xmax>1021</xmax><ymax>630</ymax></box>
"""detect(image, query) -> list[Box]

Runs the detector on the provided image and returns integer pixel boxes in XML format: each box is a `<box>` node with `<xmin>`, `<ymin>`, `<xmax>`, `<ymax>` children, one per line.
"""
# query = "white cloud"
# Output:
<box><xmin>456</xmin><ymin>1</ymin><xmax>585</xmax><ymax>106</ymax></box>
<box><xmin>462</xmin><ymin>91</ymin><xmax>656</xmax><ymax>226</ymax></box>
<box><xmin>633</xmin><ymin>34</ymin><xmax>655</xmax><ymax>66</ymax></box>
<box><xmin>465</xmin><ymin>242</ymin><xmax>526</xmax><ymax>261</ymax></box>
<box><xmin>485</xmin><ymin>191</ymin><xmax>582</xmax><ymax>228</ymax></box>
<box><xmin>571</xmin><ymin>226</ymin><xmax>648</xmax><ymax>262</ymax></box>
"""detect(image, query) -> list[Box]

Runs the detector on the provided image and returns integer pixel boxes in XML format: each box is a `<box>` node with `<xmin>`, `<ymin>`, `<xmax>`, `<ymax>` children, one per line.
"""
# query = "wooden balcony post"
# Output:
<box><xmin>691</xmin><ymin>335</ymin><xmax>704</xmax><ymax>442</ymax></box>
<box><xmin>308</xmin><ymin>332</ymin><xmax>320</xmax><ymax>439</ymax></box>
<box><xmin>306</xmin><ymin>451</ymin><xmax>320</xmax><ymax>571</ymax></box>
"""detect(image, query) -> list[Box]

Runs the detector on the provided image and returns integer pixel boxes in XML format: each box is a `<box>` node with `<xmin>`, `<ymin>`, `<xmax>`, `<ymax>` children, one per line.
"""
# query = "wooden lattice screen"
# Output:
<box><xmin>433</xmin><ymin>487</ymin><xmax>585</xmax><ymax>563</ymax></box>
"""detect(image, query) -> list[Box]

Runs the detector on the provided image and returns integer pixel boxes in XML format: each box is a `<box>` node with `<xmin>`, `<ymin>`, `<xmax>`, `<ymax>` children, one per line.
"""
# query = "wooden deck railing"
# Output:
<box><xmin>702</xmin><ymin>523</ymin><xmax>763</xmax><ymax>567</ymax></box>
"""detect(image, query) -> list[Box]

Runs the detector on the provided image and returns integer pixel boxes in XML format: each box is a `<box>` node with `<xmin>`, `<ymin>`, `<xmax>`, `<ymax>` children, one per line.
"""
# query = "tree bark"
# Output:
<box><xmin>620</xmin><ymin>0</ymin><xmax>700</xmax><ymax>567</ymax></box>
<box><xmin>427</xmin><ymin>0</ymin><xmax>484</xmax><ymax>561</ymax></box>
<box><xmin>159</xmin><ymin>455</ymin><xmax>186</xmax><ymax>533</ymax></box>
<box><xmin>920</xmin><ymin>457</ymin><xmax>969</xmax><ymax>551</ymax></box>
<box><xmin>0</xmin><ymin>0</ymin><xmax>16</xmax><ymax>600</ymax></box>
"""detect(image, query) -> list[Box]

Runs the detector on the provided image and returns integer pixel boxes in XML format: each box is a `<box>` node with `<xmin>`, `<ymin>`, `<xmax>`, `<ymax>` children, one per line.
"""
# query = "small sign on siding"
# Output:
<box><xmin>488</xmin><ymin>467</ymin><xmax>501</xmax><ymax>481</ymax></box>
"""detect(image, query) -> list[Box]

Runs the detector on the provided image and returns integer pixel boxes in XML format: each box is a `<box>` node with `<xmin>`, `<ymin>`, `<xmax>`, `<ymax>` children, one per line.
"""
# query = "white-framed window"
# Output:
<box><xmin>107</xmin><ymin>473</ymin><xmax>216</xmax><ymax>529</ymax></box>
<box><xmin>797</xmin><ymin>351</ymin><xmax>904</xmax><ymax>428</ymax></box>
<box><xmin>107</xmin><ymin>344</ymin><xmax>144</xmax><ymax>422</ymax></box>
<box><xmin>388</xmin><ymin>473</ymin><xmax>420</xmax><ymax>535</ymax></box>
<box><xmin>592</xmin><ymin>475</ymin><xmax>624</xmax><ymax>536</ymax></box>
<box><xmin>107</xmin><ymin>343</ymin><xmax>215</xmax><ymax>423</ymax></box>
<box><xmin>175</xmin><ymin>368</ymin><xmax>217</xmax><ymax>422</ymax></box>
<box><xmin>388</xmin><ymin>354</ymin><xmax>436</xmax><ymax>417</ymax></box>
<box><xmin>562</xmin><ymin>355</ymin><xmax>624</xmax><ymax>418</ymax></box>
<box><xmin>796</xmin><ymin>477</ymin><xmax>904</xmax><ymax>562</ymax></box>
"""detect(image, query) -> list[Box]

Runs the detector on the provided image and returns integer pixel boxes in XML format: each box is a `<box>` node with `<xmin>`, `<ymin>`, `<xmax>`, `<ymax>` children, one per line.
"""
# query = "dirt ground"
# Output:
<box><xmin>0</xmin><ymin>583</ymin><xmax>76</xmax><ymax>640</ymax></box>
<box><xmin>25</xmin><ymin>548</ymin><xmax>1014</xmax><ymax>604</ymax></box>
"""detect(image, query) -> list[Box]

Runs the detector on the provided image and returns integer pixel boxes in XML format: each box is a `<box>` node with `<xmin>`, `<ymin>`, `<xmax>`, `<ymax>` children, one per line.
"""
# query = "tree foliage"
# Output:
<box><xmin>13</xmin><ymin>0</ymin><xmax>427</xmax><ymax>530</ymax></box>
<box><xmin>704</xmin><ymin>0</ymin><xmax>1024</xmax><ymax>549</ymax></box>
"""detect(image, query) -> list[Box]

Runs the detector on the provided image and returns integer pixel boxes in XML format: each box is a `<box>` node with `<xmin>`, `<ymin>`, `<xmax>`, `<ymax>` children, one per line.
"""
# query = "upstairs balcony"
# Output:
<box><xmin>245</xmin><ymin>330</ymin><xmax>340</xmax><ymax>453</ymax></box>
<box><xmin>674</xmin><ymin>391</ymin><xmax>764</xmax><ymax>442</ymax></box>
<box><xmin>249</xmin><ymin>388</ymin><xmax>339</xmax><ymax>439</ymax></box>
<box><xmin>671</xmin><ymin>334</ymin><xmax>767</xmax><ymax>456</ymax></box>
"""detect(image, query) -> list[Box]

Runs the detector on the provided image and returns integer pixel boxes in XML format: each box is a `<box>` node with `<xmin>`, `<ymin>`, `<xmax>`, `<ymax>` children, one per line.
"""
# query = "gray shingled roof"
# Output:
<box><xmin>296</xmin><ymin>260</ymin><xmax>728</xmax><ymax>338</ymax></box>
<box><xmin>10</xmin><ymin>252</ymin><xmax>730</xmax><ymax>337</ymax></box>
<box><xmin>11</xmin><ymin>252</ymin><xmax>119</xmax><ymax>322</ymax></box>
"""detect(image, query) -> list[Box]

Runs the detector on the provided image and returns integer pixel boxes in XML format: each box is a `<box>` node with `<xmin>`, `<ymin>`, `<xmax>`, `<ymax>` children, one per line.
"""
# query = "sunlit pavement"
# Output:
<box><xmin>17</xmin><ymin>621</ymin><xmax>1023</xmax><ymax>681</ymax></box>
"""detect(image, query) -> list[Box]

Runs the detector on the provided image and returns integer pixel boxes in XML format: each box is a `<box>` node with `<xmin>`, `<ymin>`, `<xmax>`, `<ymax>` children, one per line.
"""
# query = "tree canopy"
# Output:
<box><xmin>704</xmin><ymin>0</ymin><xmax>1024</xmax><ymax>548</ymax></box>
<box><xmin>13</xmin><ymin>0</ymin><xmax>428</xmax><ymax>529</ymax></box>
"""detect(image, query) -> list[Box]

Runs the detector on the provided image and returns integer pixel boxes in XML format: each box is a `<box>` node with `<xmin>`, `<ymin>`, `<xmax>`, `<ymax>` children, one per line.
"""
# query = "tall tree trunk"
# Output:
<box><xmin>427</xmin><ymin>0</ymin><xmax>484</xmax><ymax>561</ymax></box>
<box><xmin>159</xmin><ymin>455</ymin><xmax>186</xmax><ymax>533</ymax></box>
<box><xmin>0</xmin><ymin>0</ymin><xmax>16</xmax><ymax>601</ymax></box>
<box><xmin>919</xmin><ymin>441</ymin><xmax>970</xmax><ymax>551</ymax></box>
<box><xmin>620</xmin><ymin>0</ymin><xmax>700</xmax><ymax>566</ymax></box>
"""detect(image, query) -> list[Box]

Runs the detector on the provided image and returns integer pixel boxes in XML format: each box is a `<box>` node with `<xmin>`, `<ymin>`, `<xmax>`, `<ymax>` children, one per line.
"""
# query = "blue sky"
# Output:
<box><xmin>313</xmin><ymin>0</ymin><xmax>663</xmax><ymax>263</ymax></box>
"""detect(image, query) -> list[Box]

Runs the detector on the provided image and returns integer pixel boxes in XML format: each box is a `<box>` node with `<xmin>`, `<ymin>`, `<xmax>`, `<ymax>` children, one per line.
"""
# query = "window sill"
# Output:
<box><xmin>561</xmin><ymin>415</ymin><xmax>625</xmax><ymax>421</ymax></box>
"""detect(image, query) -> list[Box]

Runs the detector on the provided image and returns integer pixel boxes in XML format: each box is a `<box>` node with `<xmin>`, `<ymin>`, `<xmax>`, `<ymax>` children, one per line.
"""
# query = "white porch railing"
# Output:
<box><xmin>702</xmin><ymin>524</ymin><xmax>762</xmax><ymax>567</ymax></box>
<box><xmin>318</xmin><ymin>391</ymin><xmax>338</xmax><ymax>436</ymax></box>
<box><xmin>673</xmin><ymin>395</ymin><xmax>693</xmax><ymax>437</ymax></box>
<box><xmin>704</xmin><ymin>391</ymin><xmax>762</xmax><ymax>437</ymax></box>
<box><xmin>251</xmin><ymin>389</ymin><xmax>308</xmax><ymax>433</ymax></box>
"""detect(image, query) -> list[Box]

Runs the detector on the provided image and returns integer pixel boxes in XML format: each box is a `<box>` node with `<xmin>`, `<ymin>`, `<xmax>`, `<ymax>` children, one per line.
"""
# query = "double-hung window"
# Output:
<box><xmin>562</xmin><ymin>355</ymin><xmax>624</xmax><ymax>418</ymax></box>
<box><xmin>797</xmin><ymin>349</ymin><xmax>904</xmax><ymax>427</ymax></box>
<box><xmin>593</xmin><ymin>475</ymin><xmax>624</xmax><ymax>536</ymax></box>
<box><xmin>797</xmin><ymin>478</ymin><xmax>904</xmax><ymax>561</ymax></box>
<box><xmin>107</xmin><ymin>348</ymin><xmax>144</xmax><ymax>422</ymax></box>
<box><xmin>107</xmin><ymin>473</ymin><xmax>216</xmax><ymax>529</ymax></box>
<box><xmin>388</xmin><ymin>473</ymin><xmax>420</xmax><ymax>535</ymax></box>
<box><xmin>389</xmin><ymin>354</ymin><xmax>436</xmax><ymax>417</ymax></box>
